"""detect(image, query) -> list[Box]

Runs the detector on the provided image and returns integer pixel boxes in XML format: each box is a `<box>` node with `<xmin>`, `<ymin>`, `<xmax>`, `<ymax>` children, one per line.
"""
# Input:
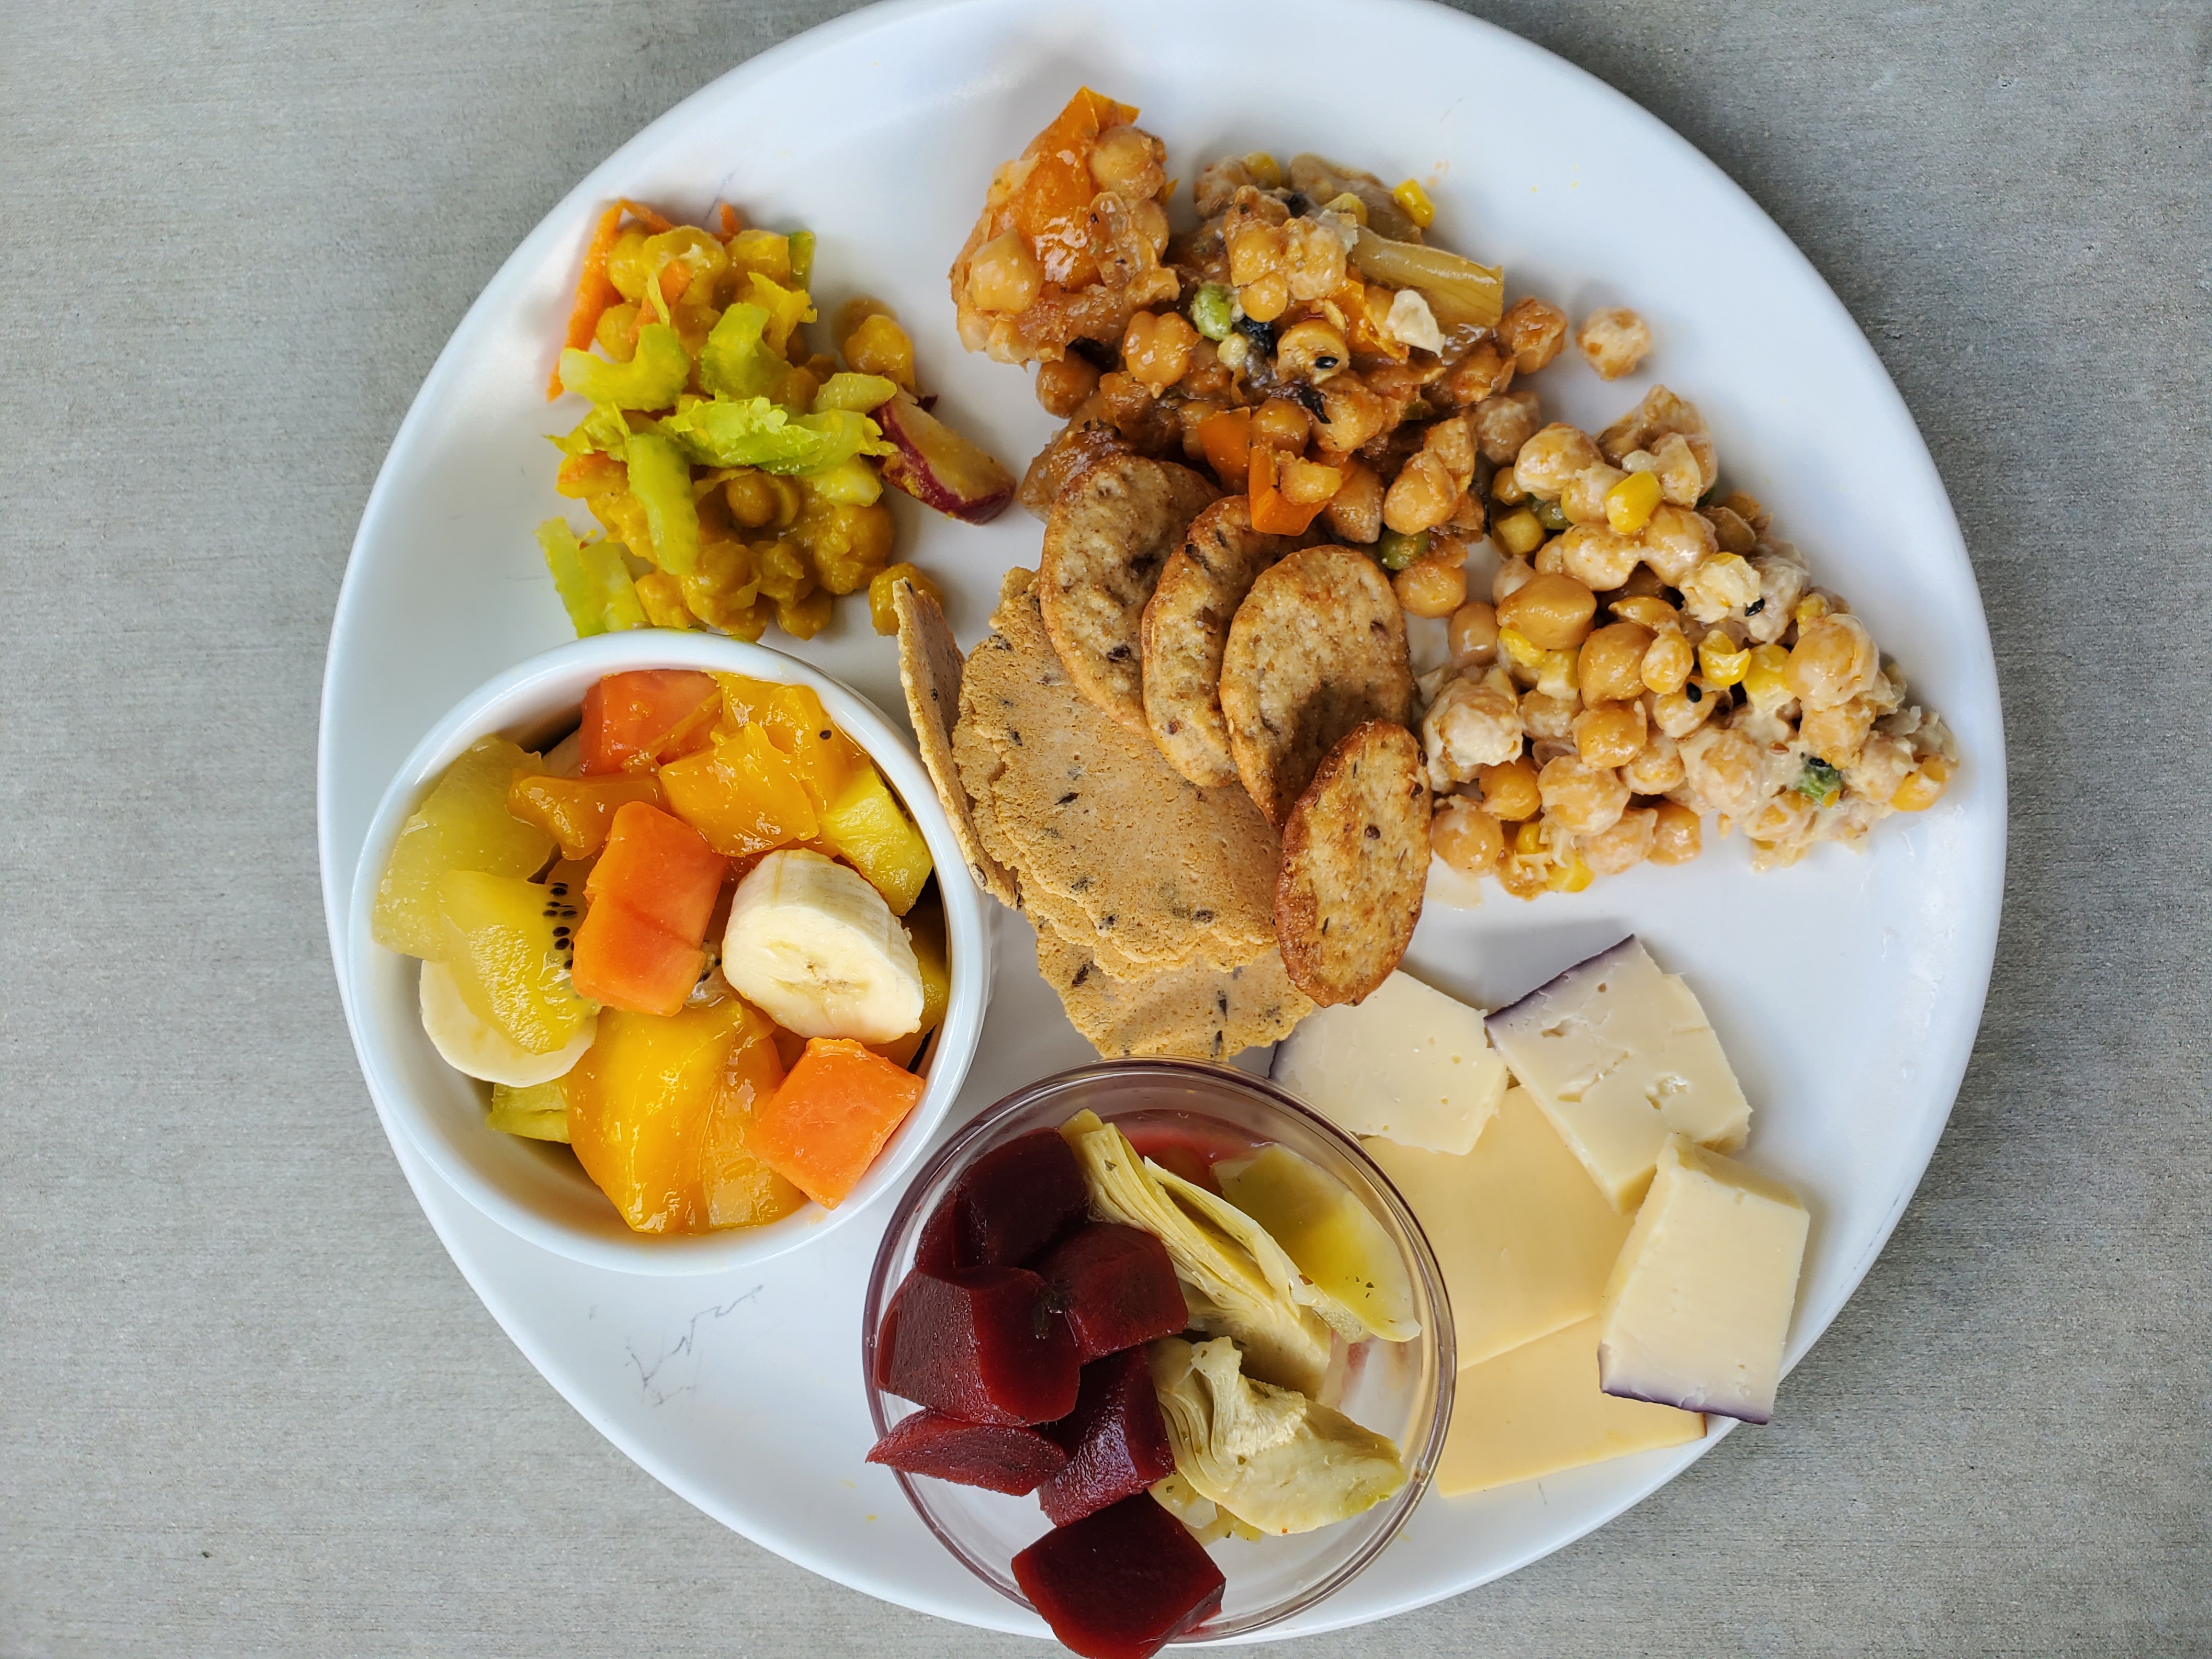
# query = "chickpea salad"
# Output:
<box><xmin>946</xmin><ymin>89</ymin><xmax>1961</xmax><ymax>898</ymax></box>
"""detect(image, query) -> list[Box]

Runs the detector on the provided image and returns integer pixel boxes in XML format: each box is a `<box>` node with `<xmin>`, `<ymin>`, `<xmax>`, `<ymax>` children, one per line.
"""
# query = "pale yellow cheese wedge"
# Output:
<box><xmin>1365</xmin><ymin>1087</ymin><xmax>1632</xmax><ymax>1368</ymax></box>
<box><xmin>1437</xmin><ymin>1317</ymin><xmax>1706</xmax><ymax>1497</ymax></box>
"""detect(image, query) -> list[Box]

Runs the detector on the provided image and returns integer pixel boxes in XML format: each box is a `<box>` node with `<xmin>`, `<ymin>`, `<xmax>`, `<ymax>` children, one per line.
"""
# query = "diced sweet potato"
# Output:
<box><xmin>1039</xmin><ymin>1347</ymin><xmax>1178</xmax><ymax>1526</ymax></box>
<box><xmin>1011</xmin><ymin>1494</ymin><xmax>1226</xmax><ymax>1659</ymax></box>
<box><xmin>865</xmin><ymin>1409</ymin><xmax>1068</xmax><ymax>1497</ymax></box>
<box><xmin>874</xmin><ymin>1266</ymin><xmax>1079</xmax><ymax>1426</ymax></box>
<box><xmin>1030</xmin><ymin>1223</ymin><xmax>1187</xmax><ymax>1364</ymax></box>
<box><xmin>916</xmin><ymin>1128</ymin><xmax>1090</xmax><ymax>1273</ymax></box>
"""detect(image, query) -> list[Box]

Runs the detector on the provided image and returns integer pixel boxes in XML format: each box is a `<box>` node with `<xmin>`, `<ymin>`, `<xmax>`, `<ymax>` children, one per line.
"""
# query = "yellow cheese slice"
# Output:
<box><xmin>1365</xmin><ymin>1087</ymin><xmax>1633</xmax><ymax>1368</ymax></box>
<box><xmin>1437</xmin><ymin>1317</ymin><xmax>1706</xmax><ymax>1497</ymax></box>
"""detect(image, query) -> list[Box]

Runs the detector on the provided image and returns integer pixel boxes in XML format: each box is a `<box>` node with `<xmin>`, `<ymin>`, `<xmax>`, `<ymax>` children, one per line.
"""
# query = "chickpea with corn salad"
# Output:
<box><xmin>950</xmin><ymin>89</ymin><xmax>1961</xmax><ymax>896</ymax></box>
<box><xmin>537</xmin><ymin>200</ymin><xmax>1012</xmax><ymax>647</ymax></box>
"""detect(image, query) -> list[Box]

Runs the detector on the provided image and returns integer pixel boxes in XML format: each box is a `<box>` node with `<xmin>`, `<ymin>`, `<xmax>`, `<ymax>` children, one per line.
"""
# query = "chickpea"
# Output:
<box><xmin>1575</xmin><ymin>307</ymin><xmax>1654</xmax><ymax>380</ymax></box>
<box><xmin>1647</xmin><ymin>799</ymin><xmax>1703</xmax><ymax>864</ymax></box>
<box><xmin>1252</xmin><ymin>396</ymin><xmax>1313</xmax><ymax>452</ymax></box>
<box><xmin>1610</xmin><ymin>594</ymin><xmax>1679</xmax><ymax>630</ymax></box>
<box><xmin>1431</xmin><ymin>799</ymin><xmax>1505</xmax><ymax>878</ymax></box>
<box><xmin>1495</xmin><ymin>572</ymin><xmax>1597</xmax><ymax>650</ymax></box>
<box><xmin>1556</xmin><ymin>523</ymin><xmax>1643</xmax><ymax>591</ymax></box>
<box><xmin>1227</xmin><ymin>221</ymin><xmax>1285</xmax><ymax>285</ymax></box>
<box><xmin>1891</xmin><ymin>755</ymin><xmax>1953</xmax><ymax>812</ymax></box>
<box><xmin>1277</xmin><ymin>319</ymin><xmax>1351</xmax><ymax>382</ymax></box>
<box><xmin>1277</xmin><ymin>455</ymin><xmax>1344</xmax><ymax>505</ymax></box>
<box><xmin>1538</xmin><ymin>753</ymin><xmax>1630</xmax><ymax>836</ymax></box>
<box><xmin>1745</xmin><ymin>792</ymin><xmax>1813</xmax><ymax>845</ymax></box>
<box><xmin>1513</xmin><ymin>424</ymin><xmax>1603</xmax><ymax>498</ymax></box>
<box><xmin>1396</xmin><ymin>544</ymin><xmax>1469</xmax><ymax>618</ymax></box>
<box><xmin>1423</xmin><ymin>676</ymin><xmax>1524</xmax><ymax>783</ymax></box>
<box><xmin>1441</xmin><ymin>338</ymin><xmax>1514</xmax><ymax>406</ymax></box>
<box><xmin>1583</xmin><ymin>806</ymin><xmax>1657</xmax><ymax>876</ymax></box>
<box><xmin>1800</xmin><ymin>697</ymin><xmax>1876</xmax><ymax>765</ymax></box>
<box><xmin>1472</xmin><ymin>389</ymin><xmax>1543</xmax><ymax>465</ymax></box>
<box><xmin>1324</xmin><ymin>459</ymin><xmax>1385</xmax><ymax>544</ymax></box>
<box><xmin>1613</xmin><ymin>562</ymin><xmax>1667</xmax><ymax>601</ymax></box>
<box><xmin>1561</xmin><ymin>462</ymin><xmax>1628</xmax><ymax>526</ymax></box>
<box><xmin>1121</xmin><ymin>310</ymin><xmax>1199</xmax><ymax>394</ymax></box>
<box><xmin>1492</xmin><ymin>557</ymin><xmax>1536</xmax><ymax>606</ymax></box>
<box><xmin>1651</xmin><ymin>678</ymin><xmax>1719</xmax><ymax>739</ymax></box>
<box><xmin>1495</xmin><ymin>840</ymin><xmax>1550</xmax><ymax>900</ymax></box>
<box><xmin>1641</xmin><ymin>627</ymin><xmax>1696</xmax><ymax>695</ymax></box>
<box><xmin>1477</xmin><ymin>758</ymin><xmax>1542</xmax><ymax>820</ymax></box>
<box><xmin>1680</xmin><ymin>551</ymin><xmax>1762</xmax><ymax>624</ymax></box>
<box><xmin>1677</xmin><ymin>725</ymin><xmax>1768</xmax><ymax>819</ymax></box>
<box><xmin>725</xmin><ymin>470</ymin><xmax>781</xmax><ymax>531</ymax></box>
<box><xmin>1449</xmin><ymin>601</ymin><xmax>1499</xmax><ymax>667</ymax></box>
<box><xmin>1520</xmin><ymin>689</ymin><xmax>1578</xmax><ymax>742</ymax></box>
<box><xmin>1531</xmin><ymin>538</ymin><xmax>1565</xmax><ymax>577</ymax></box>
<box><xmin>1786</xmin><ymin>613</ymin><xmax>1879</xmax><ymax>709</ymax></box>
<box><xmin>1035</xmin><ymin>354</ymin><xmax>1101</xmax><ymax>417</ymax></box>
<box><xmin>1705</xmin><ymin>503</ymin><xmax>1757</xmax><ymax>556</ymax></box>
<box><xmin>1621</xmin><ymin>729</ymin><xmax>1686</xmax><ymax>794</ymax></box>
<box><xmin>1574</xmin><ymin>699</ymin><xmax>1647</xmax><ymax>769</ymax></box>
<box><xmin>1316</xmin><ymin>373</ymin><xmax>1392</xmax><ymax>452</ymax></box>
<box><xmin>1497</xmin><ymin>296</ymin><xmax>1569</xmax><ymax>373</ymax></box>
<box><xmin>968</xmin><ymin>229</ymin><xmax>1042</xmax><ymax>315</ymax></box>
<box><xmin>1088</xmin><ymin>124</ymin><xmax>1166</xmax><ymax>196</ymax></box>
<box><xmin>1638</xmin><ymin>501</ymin><xmax>1718</xmax><ymax>585</ymax></box>
<box><xmin>1240</xmin><ymin>270</ymin><xmax>1291</xmax><ymax>323</ymax></box>
<box><xmin>1578</xmin><ymin>622</ymin><xmax>1656</xmax><ymax>704</ymax></box>
<box><xmin>1385</xmin><ymin>452</ymin><xmax>1463</xmax><ymax>536</ymax></box>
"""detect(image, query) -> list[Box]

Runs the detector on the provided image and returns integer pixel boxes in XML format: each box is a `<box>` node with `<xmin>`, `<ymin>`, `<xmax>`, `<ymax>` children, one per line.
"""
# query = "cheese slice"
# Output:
<box><xmin>1597</xmin><ymin>1134</ymin><xmax>1809</xmax><ymax>1425</ymax></box>
<box><xmin>1484</xmin><ymin>937</ymin><xmax>1750</xmax><ymax>1211</ymax></box>
<box><xmin>1271</xmin><ymin>970</ymin><xmax>1508</xmax><ymax>1155</ymax></box>
<box><xmin>1437</xmin><ymin>1317</ymin><xmax>1706</xmax><ymax>1497</ymax></box>
<box><xmin>1365</xmin><ymin>1087</ymin><xmax>1632</xmax><ymax>1367</ymax></box>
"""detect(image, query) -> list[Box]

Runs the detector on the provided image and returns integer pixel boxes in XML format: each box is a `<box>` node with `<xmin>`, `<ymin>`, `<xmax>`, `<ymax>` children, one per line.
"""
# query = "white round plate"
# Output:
<box><xmin>320</xmin><ymin>0</ymin><xmax>2005</xmax><ymax>1639</ymax></box>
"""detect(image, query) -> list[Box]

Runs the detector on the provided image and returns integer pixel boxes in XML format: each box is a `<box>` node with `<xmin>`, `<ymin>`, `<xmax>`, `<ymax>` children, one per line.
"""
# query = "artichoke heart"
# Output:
<box><xmin>1149</xmin><ymin>1337</ymin><xmax>1408</xmax><ymax>1536</ymax></box>
<box><xmin>1214</xmin><ymin>1144</ymin><xmax>1421</xmax><ymax>1343</ymax></box>
<box><xmin>1061</xmin><ymin>1111</ymin><xmax>1334</xmax><ymax>1393</ymax></box>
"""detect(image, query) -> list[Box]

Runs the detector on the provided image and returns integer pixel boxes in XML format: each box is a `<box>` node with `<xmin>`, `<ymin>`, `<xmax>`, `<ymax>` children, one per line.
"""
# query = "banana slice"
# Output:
<box><xmin>721</xmin><ymin>849</ymin><xmax>924</xmax><ymax>1042</ymax></box>
<box><xmin>419</xmin><ymin>960</ymin><xmax>596</xmax><ymax>1087</ymax></box>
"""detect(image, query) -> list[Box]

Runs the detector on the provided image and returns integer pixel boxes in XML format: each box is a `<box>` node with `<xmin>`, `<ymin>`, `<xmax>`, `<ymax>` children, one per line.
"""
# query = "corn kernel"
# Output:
<box><xmin>1324</xmin><ymin>191</ymin><xmax>1369</xmax><ymax>226</ymax></box>
<box><xmin>1537</xmin><ymin>648</ymin><xmax>1579</xmax><ymax>700</ymax></box>
<box><xmin>1493</xmin><ymin>507</ymin><xmax>1546</xmax><ymax>557</ymax></box>
<box><xmin>634</xmin><ymin>571</ymin><xmax>695</xmax><ymax>630</ymax></box>
<box><xmin>1498</xmin><ymin>625</ymin><xmax>1547</xmax><ymax>670</ymax></box>
<box><xmin>1605</xmin><ymin>469</ymin><xmax>1663</xmax><ymax>534</ymax></box>
<box><xmin>1891</xmin><ymin>755</ymin><xmax>1953</xmax><ymax>812</ymax></box>
<box><xmin>1742</xmin><ymin>642</ymin><xmax>1793</xmax><ymax>709</ymax></box>
<box><xmin>1392</xmin><ymin>178</ymin><xmax>1437</xmax><ymax>229</ymax></box>
<box><xmin>1515</xmin><ymin>819</ymin><xmax>1547</xmax><ymax>856</ymax></box>
<box><xmin>1244</xmin><ymin>151</ymin><xmax>1283</xmax><ymax>189</ymax></box>
<box><xmin>1794</xmin><ymin>593</ymin><xmax>1832</xmax><ymax>628</ymax></box>
<box><xmin>1545</xmin><ymin>848</ymin><xmax>1595</xmax><ymax>893</ymax></box>
<box><xmin>1699</xmin><ymin>629</ymin><xmax>1751</xmax><ymax>687</ymax></box>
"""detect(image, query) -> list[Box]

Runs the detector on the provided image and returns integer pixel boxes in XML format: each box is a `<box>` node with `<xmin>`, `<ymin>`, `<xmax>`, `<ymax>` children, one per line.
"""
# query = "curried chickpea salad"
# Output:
<box><xmin>948</xmin><ymin>89</ymin><xmax>1961</xmax><ymax>899</ymax></box>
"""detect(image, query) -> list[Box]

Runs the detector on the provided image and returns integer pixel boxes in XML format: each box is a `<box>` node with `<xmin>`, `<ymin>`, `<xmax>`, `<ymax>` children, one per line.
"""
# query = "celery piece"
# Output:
<box><xmin>804</xmin><ymin>455</ymin><xmax>884</xmax><ymax>505</ymax></box>
<box><xmin>623</xmin><ymin>431</ymin><xmax>703</xmax><ymax>578</ymax></box>
<box><xmin>1349</xmin><ymin>227</ymin><xmax>1504</xmax><ymax>330</ymax></box>
<box><xmin>787</xmin><ymin>229</ymin><xmax>816</xmax><ymax>291</ymax></box>
<box><xmin>550</xmin><ymin>402</ymin><xmax>633</xmax><ymax>460</ymax></box>
<box><xmin>701</xmin><ymin>302</ymin><xmax>785</xmax><ymax>401</ymax></box>
<box><xmin>744</xmin><ymin>272</ymin><xmax>817</xmax><ymax>356</ymax></box>
<box><xmin>810</xmin><ymin>372</ymin><xmax>899</xmax><ymax>414</ymax></box>
<box><xmin>557</xmin><ymin>322</ymin><xmax>691</xmax><ymax>410</ymax></box>
<box><xmin>537</xmin><ymin>519</ymin><xmax>647</xmax><ymax>637</ymax></box>
<box><xmin>659</xmin><ymin>397</ymin><xmax>889</xmax><ymax>475</ymax></box>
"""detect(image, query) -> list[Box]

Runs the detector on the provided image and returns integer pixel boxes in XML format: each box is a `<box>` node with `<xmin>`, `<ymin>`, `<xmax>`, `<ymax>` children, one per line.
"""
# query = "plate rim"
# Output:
<box><xmin>317</xmin><ymin>0</ymin><xmax>2009</xmax><ymax>1637</ymax></box>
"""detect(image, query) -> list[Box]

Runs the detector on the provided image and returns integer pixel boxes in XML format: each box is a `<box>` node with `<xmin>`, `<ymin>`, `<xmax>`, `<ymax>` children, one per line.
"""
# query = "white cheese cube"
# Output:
<box><xmin>1365</xmin><ymin>1087</ymin><xmax>1632</xmax><ymax>1367</ymax></box>
<box><xmin>1271</xmin><ymin>970</ymin><xmax>1508</xmax><ymax>1155</ymax></box>
<box><xmin>1484</xmin><ymin>936</ymin><xmax>1750</xmax><ymax>1210</ymax></box>
<box><xmin>1597</xmin><ymin>1134</ymin><xmax>1810</xmax><ymax>1425</ymax></box>
<box><xmin>1437</xmin><ymin>1316</ymin><xmax>1705</xmax><ymax>1497</ymax></box>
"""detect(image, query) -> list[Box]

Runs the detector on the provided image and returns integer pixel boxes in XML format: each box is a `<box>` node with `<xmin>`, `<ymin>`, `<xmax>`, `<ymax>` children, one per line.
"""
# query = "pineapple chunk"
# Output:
<box><xmin>436</xmin><ymin>872</ymin><xmax>599</xmax><ymax>1055</ymax></box>
<box><xmin>489</xmin><ymin>1077</ymin><xmax>574</xmax><ymax>1142</ymax></box>
<box><xmin>373</xmin><ymin>738</ymin><xmax>554</xmax><ymax>959</ymax></box>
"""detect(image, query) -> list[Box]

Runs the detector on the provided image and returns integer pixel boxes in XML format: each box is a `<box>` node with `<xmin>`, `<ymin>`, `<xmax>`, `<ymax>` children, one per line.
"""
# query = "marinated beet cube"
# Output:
<box><xmin>1012</xmin><ymin>1493</ymin><xmax>1226</xmax><ymax>1659</ymax></box>
<box><xmin>866</xmin><ymin>1409</ymin><xmax>1069</xmax><ymax>1496</ymax></box>
<box><xmin>1032</xmin><ymin>1222</ymin><xmax>1187</xmax><ymax>1362</ymax></box>
<box><xmin>1039</xmin><ymin>1347</ymin><xmax>1178</xmax><ymax>1526</ymax></box>
<box><xmin>874</xmin><ymin>1265</ymin><xmax>1079</xmax><ymax>1425</ymax></box>
<box><xmin>917</xmin><ymin>1128</ymin><xmax>1090</xmax><ymax>1272</ymax></box>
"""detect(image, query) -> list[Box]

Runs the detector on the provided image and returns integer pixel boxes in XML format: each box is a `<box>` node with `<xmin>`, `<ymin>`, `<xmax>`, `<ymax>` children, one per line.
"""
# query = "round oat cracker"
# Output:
<box><xmin>1219</xmin><ymin>543</ymin><xmax>1415</xmax><ymax>827</ymax></box>
<box><xmin>1275</xmin><ymin>719</ymin><xmax>1430</xmax><ymax>1008</ymax></box>
<box><xmin>1038</xmin><ymin>452</ymin><xmax>1218</xmax><ymax>735</ymax></box>
<box><xmin>1140</xmin><ymin>497</ymin><xmax>1306</xmax><ymax>788</ymax></box>
<box><xmin>1035</xmin><ymin>924</ymin><xmax>1314</xmax><ymax>1060</ymax></box>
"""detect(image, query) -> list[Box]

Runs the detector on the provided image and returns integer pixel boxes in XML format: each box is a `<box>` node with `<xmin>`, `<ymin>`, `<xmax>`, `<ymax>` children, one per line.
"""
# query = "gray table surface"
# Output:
<box><xmin>4</xmin><ymin>1</ymin><xmax>2207</xmax><ymax>1654</ymax></box>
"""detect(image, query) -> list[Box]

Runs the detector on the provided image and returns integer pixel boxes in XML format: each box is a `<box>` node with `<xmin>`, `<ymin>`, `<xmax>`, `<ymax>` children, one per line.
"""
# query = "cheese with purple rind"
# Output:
<box><xmin>1483</xmin><ymin>936</ymin><xmax>1750</xmax><ymax>1211</ymax></box>
<box><xmin>1595</xmin><ymin>1134</ymin><xmax>1809</xmax><ymax>1425</ymax></box>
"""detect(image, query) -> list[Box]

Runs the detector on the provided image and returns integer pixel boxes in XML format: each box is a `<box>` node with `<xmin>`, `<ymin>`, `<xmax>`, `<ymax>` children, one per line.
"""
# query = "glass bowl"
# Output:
<box><xmin>860</xmin><ymin>1060</ymin><xmax>1455</xmax><ymax>1643</ymax></box>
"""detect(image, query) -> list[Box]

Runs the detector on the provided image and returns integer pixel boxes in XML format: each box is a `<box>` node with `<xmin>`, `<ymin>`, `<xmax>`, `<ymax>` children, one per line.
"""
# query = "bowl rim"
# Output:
<box><xmin>342</xmin><ymin>629</ymin><xmax>992</xmax><ymax>1276</ymax></box>
<box><xmin>857</xmin><ymin>1058</ymin><xmax>1457</xmax><ymax>1642</ymax></box>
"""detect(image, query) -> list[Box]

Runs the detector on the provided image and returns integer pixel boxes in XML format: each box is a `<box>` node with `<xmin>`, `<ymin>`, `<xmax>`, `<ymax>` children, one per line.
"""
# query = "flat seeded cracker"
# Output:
<box><xmin>1219</xmin><ymin>544</ymin><xmax>1415</xmax><ymax>827</ymax></box>
<box><xmin>1141</xmin><ymin>497</ymin><xmax>1305</xmax><ymax>788</ymax></box>
<box><xmin>894</xmin><ymin>578</ymin><xmax>1019</xmax><ymax>909</ymax></box>
<box><xmin>1038</xmin><ymin>453</ymin><xmax>1218</xmax><ymax>735</ymax></box>
<box><xmin>1276</xmin><ymin>719</ymin><xmax>1430</xmax><ymax>1007</ymax></box>
<box><xmin>1035</xmin><ymin>926</ymin><xmax>1314</xmax><ymax>1060</ymax></box>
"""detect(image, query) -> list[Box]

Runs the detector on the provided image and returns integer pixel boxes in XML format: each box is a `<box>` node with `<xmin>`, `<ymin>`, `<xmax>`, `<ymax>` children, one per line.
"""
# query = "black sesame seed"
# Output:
<box><xmin>1746</xmin><ymin>598</ymin><xmax>1766</xmax><ymax>616</ymax></box>
<box><xmin>1686</xmin><ymin>682</ymin><xmax>1703</xmax><ymax>703</ymax></box>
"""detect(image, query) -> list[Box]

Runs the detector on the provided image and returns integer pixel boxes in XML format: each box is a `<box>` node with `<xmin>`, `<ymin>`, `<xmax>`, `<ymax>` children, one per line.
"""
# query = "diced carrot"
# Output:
<box><xmin>752</xmin><ymin>1038</ymin><xmax>927</xmax><ymax>1208</ymax></box>
<box><xmin>571</xmin><ymin>803</ymin><xmax>726</xmax><ymax>1015</ymax></box>
<box><xmin>1011</xmin><ymin>88</ymin><xmax>1142</xmax><ymax>290</ymax></box>
<box><xmin>1196</xmin><ymin>408</ymin><xmax>1251</xmax><ymax>487</ymax></box>
<box><xmin>1248</xmin><ymin>445</ymin><xmax>1329</xmax><ymax>537</ymax></box>
<box><xmin>580</xmin><ymin>669</ymin><xmax>721</xmax><ymax>775</ymax></box>
<box><xmin>717</xmin><ymin>202</ymin><xmax>741</xmax><ymax>240</ymax></box>
<box><xmin>546</xmin><ymin>200</ymin><xmax>679</xmax><ymax>400</ymax></box>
